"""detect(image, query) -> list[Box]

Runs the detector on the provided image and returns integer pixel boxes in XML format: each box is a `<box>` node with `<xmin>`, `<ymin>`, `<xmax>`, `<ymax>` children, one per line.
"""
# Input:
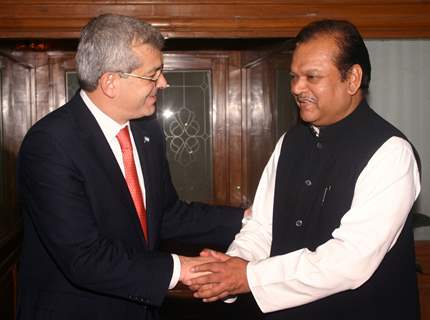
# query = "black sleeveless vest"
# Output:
<box><xmin>267</xmin><ymin>101</ymin><xmax>419</xmax><ymax>320</ymax></box>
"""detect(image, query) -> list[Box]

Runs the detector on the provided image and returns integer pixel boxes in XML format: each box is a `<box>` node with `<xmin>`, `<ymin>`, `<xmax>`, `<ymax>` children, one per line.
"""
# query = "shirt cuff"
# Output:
<box><xmin>169</xmin><ymin>254</ymin><xmax>181</xmax><ymax>289</ymax></box>
<box><xmin>241</xmin><ymin>215</ymin><xmax>252</xmax><ymax>226</ymax></box>
<box><xmin>223</xmin><ymin>296</ymin><xmax>238</xmax><ymax>304</ymax></box>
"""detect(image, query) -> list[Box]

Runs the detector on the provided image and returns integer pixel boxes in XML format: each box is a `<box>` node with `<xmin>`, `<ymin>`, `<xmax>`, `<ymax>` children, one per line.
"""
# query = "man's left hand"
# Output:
<box><xmin>188</xmin><ymin>251</ymin><xmax>250</xmax><ymax>302</ymax></box>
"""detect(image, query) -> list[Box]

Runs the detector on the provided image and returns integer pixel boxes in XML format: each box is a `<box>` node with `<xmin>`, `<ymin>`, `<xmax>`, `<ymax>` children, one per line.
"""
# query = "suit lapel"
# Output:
<box><xmin>69</xmin><ymin>94</ymin><xmax>148</xmax><ymax>246</ymax></box>
<box><xmin>130</xmin><ymin>121</ymin><xmax>155</xmax><ymax>249</ymax></box>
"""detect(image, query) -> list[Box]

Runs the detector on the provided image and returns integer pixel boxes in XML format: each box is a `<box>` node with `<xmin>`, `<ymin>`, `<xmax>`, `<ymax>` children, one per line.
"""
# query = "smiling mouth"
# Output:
<box><xmin>296</xmin><ymin>95</ymin><xmax>317</xmax><ymax>108</ymax></box>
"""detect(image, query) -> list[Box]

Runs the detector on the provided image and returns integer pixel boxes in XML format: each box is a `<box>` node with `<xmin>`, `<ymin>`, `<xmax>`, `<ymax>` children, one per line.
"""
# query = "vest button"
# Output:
<box><xmin>316</xmin><ymin>142</ymin><xmax>323</xmax><ymax>149</ymax></box>
<box><xmin>295</xmin><ymin>219</ymin><xmax>303</xmax><ymax>227</ymax></box>
<box><xmin>304</xmin><ymin>179</ymin><xmax>312</xmax><ymax>186</ymax></box>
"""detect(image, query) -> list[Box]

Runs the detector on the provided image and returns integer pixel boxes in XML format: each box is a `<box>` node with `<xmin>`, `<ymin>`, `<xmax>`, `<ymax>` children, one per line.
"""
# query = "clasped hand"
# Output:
<box><xmin>180</xmin><ymin>249</ymin><xmax>250</xmax><ymax>302</ymax></box>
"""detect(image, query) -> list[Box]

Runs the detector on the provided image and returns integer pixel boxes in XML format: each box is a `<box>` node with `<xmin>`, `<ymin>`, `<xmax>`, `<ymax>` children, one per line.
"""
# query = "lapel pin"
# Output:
<box><xmin>144</xmin><ymin>136</ymin><xmax>150</xmax><ymax>143</ymax></box>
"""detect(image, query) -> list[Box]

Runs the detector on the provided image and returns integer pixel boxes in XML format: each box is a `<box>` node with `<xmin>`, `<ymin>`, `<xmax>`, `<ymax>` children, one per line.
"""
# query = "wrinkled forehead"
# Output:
<box><xmin>131</xmin><ymin>43</ymin><xmax>163</xmax><ymax>69</ymax></box>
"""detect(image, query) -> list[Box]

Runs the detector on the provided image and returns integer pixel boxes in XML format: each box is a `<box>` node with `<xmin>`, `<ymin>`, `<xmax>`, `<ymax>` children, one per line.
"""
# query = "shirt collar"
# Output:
<box><xmin>80</xmin><ymin>90</ymin><xmax>129</xmax><ymax>142</ymax></box>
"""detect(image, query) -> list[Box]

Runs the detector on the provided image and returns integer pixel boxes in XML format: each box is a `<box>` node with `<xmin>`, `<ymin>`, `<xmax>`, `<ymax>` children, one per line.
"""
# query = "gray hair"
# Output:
<box><xmin>76</xmin><ymin>14</ymin><xmax>164</xmax><ymax>91</ymax></box>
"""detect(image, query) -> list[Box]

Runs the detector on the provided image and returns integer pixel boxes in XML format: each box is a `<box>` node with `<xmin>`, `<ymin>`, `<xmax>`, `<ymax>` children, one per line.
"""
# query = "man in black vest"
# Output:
<box><xmin>189</xmin><ymin>19</ymin><xmax>421</xmax><ymax>319</ymax></box>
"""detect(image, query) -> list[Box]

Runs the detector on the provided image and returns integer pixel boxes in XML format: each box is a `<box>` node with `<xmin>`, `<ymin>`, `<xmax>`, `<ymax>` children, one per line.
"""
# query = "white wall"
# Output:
<box><xmin>365</xmin><ymin>40</ymin><xmax>430</xmax><ymax>239</ymax></box>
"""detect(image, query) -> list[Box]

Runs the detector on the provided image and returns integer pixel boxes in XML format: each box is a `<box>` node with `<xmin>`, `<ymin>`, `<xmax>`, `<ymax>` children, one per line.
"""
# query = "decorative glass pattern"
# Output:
<box><xmin>66</xmin><ymin>71</ymin><xmax>80</xmax><ymax>101</ymax></box>
<box><xmin>157</xmin><ymin>71</ymin><xmax>213</xmax><ymax>202</ymax></box>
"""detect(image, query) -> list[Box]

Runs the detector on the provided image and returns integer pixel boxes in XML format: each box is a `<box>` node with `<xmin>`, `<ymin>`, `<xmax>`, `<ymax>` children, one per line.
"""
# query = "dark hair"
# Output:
<box><xmin>295</xmin><ymin>19</ymin><xmax>371</xmax><ymax>91</ymax></box>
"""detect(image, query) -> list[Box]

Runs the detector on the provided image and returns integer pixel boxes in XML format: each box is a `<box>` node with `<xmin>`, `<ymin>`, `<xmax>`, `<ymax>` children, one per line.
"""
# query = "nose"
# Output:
<box><xmin>290</xmin><ymin>76</ymin><xmax>305</xmax><ymax>96</ymax></box>
<box><xmin>156</xmin><ymin>73</ymin><xmax>169</xmax><ymax>89</ymax></box>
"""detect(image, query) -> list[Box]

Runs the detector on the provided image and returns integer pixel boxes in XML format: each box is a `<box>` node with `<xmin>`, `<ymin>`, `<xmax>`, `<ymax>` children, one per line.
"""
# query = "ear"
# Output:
<box><xmin>346</xmin><ymin>64</ymin><xmax>363</xmax><ymax>95</ymax></box>
<box><xmin>99</xmin><ymin>73</ymin><xmax>119</xmax><ymax>98</ymax></box>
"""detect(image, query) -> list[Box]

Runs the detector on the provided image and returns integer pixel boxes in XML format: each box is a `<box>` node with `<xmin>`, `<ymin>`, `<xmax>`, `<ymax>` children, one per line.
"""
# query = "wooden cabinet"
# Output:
<box><xmin>417</xmin><ymin>241</ymin><xmax>430</xmax><ymax>320</ymax></box>
<box><xmin>1</xmin><ymin>0</ymin><xmax>430</xmax><ymax>38</ymax></box>
<box><xmin>0</xmin><ymin>52</ymin><xmax>30</xmax><ymax>320</ymax></box>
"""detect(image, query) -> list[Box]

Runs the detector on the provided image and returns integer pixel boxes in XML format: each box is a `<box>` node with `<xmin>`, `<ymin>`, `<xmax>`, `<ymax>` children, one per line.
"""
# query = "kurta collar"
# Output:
<box><xmin>308</xmin><ymin>99</ymin><xmax>370</xmax><ymax>142</ymax></box>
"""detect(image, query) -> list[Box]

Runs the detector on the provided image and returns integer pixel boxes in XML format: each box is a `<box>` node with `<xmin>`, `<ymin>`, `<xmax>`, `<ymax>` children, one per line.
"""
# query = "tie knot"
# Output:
<box><xmin>116</xmin><ymin>126</ymin><xmax>132</xmax><ymax>151</ymax></box>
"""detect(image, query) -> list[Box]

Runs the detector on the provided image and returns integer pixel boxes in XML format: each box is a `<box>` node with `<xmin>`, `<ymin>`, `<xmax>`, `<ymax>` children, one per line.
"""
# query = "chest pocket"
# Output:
<box><xmin>303</xmin><ymin>158</ymin><xmax>360</xmax><ymax>251</ymax></box>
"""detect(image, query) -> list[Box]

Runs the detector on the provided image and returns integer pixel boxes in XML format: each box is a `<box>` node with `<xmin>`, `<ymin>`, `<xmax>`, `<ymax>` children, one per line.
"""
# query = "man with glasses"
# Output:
<box><xmin>120</xmin><ymin>67</ymin><xmax>164</xmax><ymax>82</ymax></box>
<box><xmin>16</xmin><ymin>14</ymin><xmax>244</xmax><ymax>320</ymax></box>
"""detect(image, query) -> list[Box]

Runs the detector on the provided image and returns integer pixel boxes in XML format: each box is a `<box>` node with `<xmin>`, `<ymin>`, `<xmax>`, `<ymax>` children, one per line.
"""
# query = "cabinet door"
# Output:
<box><xmin>241</xmin><ymin>41</ymin><xmax>297</xmax><ymax>201</ymax></box>
<box><xmin>0</xmin><ymin>51</ymin><xmax>33</xmax><ymax>320</ymax></box>
<box><xmin>159</xmin><ymin>52</ymin><xmax>244</xmax><ymax>206</ymax></box>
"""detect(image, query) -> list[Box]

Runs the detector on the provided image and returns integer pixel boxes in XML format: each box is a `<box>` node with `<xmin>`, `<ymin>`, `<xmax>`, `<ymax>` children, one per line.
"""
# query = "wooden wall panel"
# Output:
<box><xmin>0</xmin><ymin>53</ymin><xmax>33</xmax><ymax>225</ymax></box>
<box><xmin>0</xmin><ymin>253</ymin><xmax>18</xmax><ymax>320</ymax></box>
<box><xmin>226</xmin><ymin>54</ymin><xmax>244</xmax><ymax>207</ymax></box>
<box><xmin>242</xmin><ymin>56</ymin><xmax>276</xmax><ymax>200</ymax></box>
<box><xmin>417</xmin><ymin>241</ymin><xmax>430</xmax><ymax>320</ymax></box>
<box><xmin>43</xmin><ymin>52</ymin><xmax>76</xmax><ymax>120</ymax></box>
<box><xmin>0</xmin><ymin>52</ymin><xmax>33</xmax><ymax>320</ymax></box>
<box><xmin>0</xmin><ymin>0</ymin><xmax>430</xmax><ymax>39</ymax></box>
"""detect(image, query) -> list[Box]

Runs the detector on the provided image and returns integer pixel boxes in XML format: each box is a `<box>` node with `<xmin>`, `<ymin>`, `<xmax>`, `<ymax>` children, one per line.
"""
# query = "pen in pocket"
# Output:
<box><xmin>321</xmin><ymin>185</ymin><xmax>332</xmax><ymax>206</ymax></box>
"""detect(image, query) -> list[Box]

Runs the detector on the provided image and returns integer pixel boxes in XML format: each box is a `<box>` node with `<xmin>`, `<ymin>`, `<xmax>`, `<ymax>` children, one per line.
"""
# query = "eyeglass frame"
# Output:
<box><xmin>118</xmin><ymin>65</ymin><xmax>164</xmax><ymax>83</ymax></box>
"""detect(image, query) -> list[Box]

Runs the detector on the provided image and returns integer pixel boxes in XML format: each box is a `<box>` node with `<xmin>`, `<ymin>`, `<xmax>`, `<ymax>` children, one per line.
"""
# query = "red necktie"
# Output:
<box><xmin>116</xmin><ymin>126</ymin><xmax>148</xmax><ymax>241</ymax></box>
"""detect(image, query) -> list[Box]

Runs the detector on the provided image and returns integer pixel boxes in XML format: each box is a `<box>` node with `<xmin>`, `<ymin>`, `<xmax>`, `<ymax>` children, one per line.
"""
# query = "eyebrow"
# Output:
<box><xmin>145</xmin><ymin>64</ymin><xmax>163</xmax><ymax>74</ymax></box>
<box><xmin>290</xmin><ymin>68</ymin><xmax>320</xmax><ymax>74</ymax></box>
<box><xmin>305</xmin><ymin>69</ymin><xmax>322</xmax><ymax>74</ymax></box>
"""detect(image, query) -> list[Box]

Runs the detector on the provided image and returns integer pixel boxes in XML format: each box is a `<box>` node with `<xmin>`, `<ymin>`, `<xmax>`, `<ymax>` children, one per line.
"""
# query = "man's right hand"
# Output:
<box><xmin>178</xmin><ymin>255</ymin><xmax>218</xmax><ymax>285</ymax></box>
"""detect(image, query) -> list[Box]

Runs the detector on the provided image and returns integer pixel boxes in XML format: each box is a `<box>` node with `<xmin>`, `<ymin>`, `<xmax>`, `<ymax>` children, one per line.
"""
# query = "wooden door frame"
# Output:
<box><xmin>163</xmin><ymin>51</ymin><xmax>244</xmax><ymax>206</ymax></box>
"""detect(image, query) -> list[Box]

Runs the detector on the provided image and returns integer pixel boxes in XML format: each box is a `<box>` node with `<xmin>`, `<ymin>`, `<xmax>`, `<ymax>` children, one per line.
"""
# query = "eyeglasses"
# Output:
<box><xmin>119</xmin><ymin>65</ymin><xmax>163</xmax><ymax>83</ymax></box>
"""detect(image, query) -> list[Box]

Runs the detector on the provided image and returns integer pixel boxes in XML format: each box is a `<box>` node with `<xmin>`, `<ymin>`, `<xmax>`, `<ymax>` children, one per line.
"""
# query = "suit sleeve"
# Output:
<box><xmin>18</xmin><ymin>129</ymin><xmax>172</xmax><ymax>307</ymax></box>
<box><xmin>151</xmin><ymin>123</ymin><xmax>243</xmax><ymax>249</ymax></box>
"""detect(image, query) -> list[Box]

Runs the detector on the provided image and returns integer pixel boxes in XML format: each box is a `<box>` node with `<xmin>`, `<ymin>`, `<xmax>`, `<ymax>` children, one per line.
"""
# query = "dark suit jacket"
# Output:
<box><xmin>16</xmin><ymin>93</ymin><xmax>242</xmax><ymax>320</ymax></box>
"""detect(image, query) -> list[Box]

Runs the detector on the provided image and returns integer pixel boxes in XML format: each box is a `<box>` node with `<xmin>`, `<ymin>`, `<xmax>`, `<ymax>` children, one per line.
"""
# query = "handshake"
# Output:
<box><xmin>178</xmin><ymin>249</ymin><xmax>250</xmax><ymax>302</ymax></box>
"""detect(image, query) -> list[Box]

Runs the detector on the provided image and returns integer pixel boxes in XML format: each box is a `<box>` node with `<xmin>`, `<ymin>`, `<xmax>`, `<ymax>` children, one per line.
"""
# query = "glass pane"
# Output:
<box><xmin>65</xmin><ymin>71</ymin><xmax>80</xmax><ymax>101</ymax></box>
<box><xmin>157</xmin><ymin>71</ymin><xmax>213</xmax><ymax>202</ymax></box>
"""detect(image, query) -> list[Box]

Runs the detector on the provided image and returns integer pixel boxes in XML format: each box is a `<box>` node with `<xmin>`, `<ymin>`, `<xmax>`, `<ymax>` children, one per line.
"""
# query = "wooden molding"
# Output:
<box><xmin>0</xmin><ymin>228</ymin><xmax>22</xmax><ymax>279</ymax></box>
<box><xmin>1</xmin><ymin>1</ymin><xmax>430</xmax><ymax>39</ymax></box>
<box><xmin>416</xmin><ymin>240</ymin><xmax>430</xmax><ymax>275</ymax></box>
<box><xmin>416</xmin><ymin>240</ymin><xmax>430</xmax><ymax>320</ymax></box>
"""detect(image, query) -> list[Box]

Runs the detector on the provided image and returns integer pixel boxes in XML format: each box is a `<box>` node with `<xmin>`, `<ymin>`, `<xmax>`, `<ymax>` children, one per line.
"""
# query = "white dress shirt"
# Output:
<box><xmin>227</xmin><ymin>133</ymin><xmax>421</xmax><ymax>313</ymax></box>
<box><xmin>80</xmin><ymin>90</ymin><xmax>180</xmax><ymax>289</ymax></box>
